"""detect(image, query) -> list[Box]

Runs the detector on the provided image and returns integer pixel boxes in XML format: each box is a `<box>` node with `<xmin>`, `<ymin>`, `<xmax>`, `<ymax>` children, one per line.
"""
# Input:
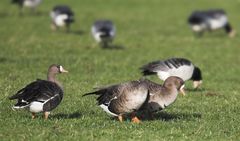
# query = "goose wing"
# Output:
<box><xmin>84</xmin><ymin>80</ymin><xmax>150</xmax><ymax>115</ymax></box>
<box><xmin>140</xmin><ymin>58</ymin><xmax>192</xmax><ymax>75</ymax></box>
<box><xmin>9</xmin><ymin>79</ymin><xmax>63</xmax><ymax>103</ymax></box>
<box><xmin>83</xmin><ymin>80</ymin><xmax>147</xmax><ymax>106</ymax></box>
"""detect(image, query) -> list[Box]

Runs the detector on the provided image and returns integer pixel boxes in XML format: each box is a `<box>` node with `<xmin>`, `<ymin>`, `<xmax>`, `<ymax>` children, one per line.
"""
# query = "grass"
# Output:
<box><xmin>0</xmin><ymin>0</ymin><xmax>240</xmax><ymax>140</ymax></box>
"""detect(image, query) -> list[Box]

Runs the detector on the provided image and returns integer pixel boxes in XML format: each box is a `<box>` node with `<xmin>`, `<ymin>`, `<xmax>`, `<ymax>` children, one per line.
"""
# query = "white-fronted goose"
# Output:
<box><xmin>83</xmin><ymin>76</ymin><xmax>185</xmax><ymax>123</ymax></box>
<box><xmin>140</xmin><ymin>58</ymin><xmax>202</xmax><ymax>89</ymax></box>
<box><xmin>188</xmin><ymin>9</ymin><xmax>235</xmax><ymax>37</ymax></box>
<box><xmin>9</xmin><ymin>64</ymin><xmax>68</xmax><ymax>119</ymax></box>
<box><xmin>91</xmin><ymin>20</ymin><xmax>116</xmax><ymax>47</ymax></box>
<box><xmin>50</xmin><ymin>5</ymin><xmax>74</xmax><ymax>31</ymax></box>
<box><xmin>12</xmin><ymin>0</ymin><xmax>42</xmax><ymax>12</ymax></box>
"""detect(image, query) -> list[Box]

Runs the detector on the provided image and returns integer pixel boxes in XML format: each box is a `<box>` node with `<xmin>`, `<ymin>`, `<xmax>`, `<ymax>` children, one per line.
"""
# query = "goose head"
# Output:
<box><xmin>48</xmin><ymin>64</ymin><xmax>68</xmax><ymax>74</ymax></box>
<box><xmin>192</xmin><ymin>67</ymin><xmax>202</xmax><ymax>89</ymax></box>
<box><xmin>47</xmin><ymin>64</ymin><xmax>68</xmax><ymax>82</ymax></box>
<box><xmin>163</xmin><ymin>76</ymin><xmax>185</xmax><ymax>96</ymax></box>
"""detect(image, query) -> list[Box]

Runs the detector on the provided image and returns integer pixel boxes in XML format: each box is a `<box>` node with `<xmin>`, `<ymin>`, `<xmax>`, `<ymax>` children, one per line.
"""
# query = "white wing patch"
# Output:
<box><xmin>191</xmin><ymin>24</ymin><xmax>206</xmax><ymax>32</ymax></box>
<box><xmin>29</xmin><ymin>101</ymin><xmax>44</xmax><ymax>113</ymax></box>
<box><xmin>99</xmin><ymin>104</ymin><xmax>118</xmax><ymax>116</ymax></box>
<box><xmin>54</xmin><ymin>14</ymin><xmax>68</xmax><ymax>27</ymax></box>
<box><xmin>29</xmin><ymin>94</ymin><xmax>59</xmax><ymax>113</ymax></box>
<box><xmin>157</xmin><ymin>65</ymin><xmax>194</xmax><ymax>81</ymax></box>
<box><xmin>23</xmin><ymin>0</ymin><xmax>42</xmax><ymax>8</ymax></box>
<box><xmin>99</xmin><ymin>96</ymin><xmax>118</xmax><ymax>116</ymax></box>
<box><xmin>208</xmin><ymin>16</ymin><xmax>228</xmax><ymax>30</ymax></box>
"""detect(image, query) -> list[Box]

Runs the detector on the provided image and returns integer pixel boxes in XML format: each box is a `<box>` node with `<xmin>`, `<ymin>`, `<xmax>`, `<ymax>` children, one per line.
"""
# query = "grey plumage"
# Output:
<box><xmin>141</xmin><ymin>58</ymin><xmax>191</xmax><ymax>74</ymax></box>
<box><xmin>50</xmin><ymin>5</ymin><xmax>74</xmax><ymax>31</ymax></box>
<box><xmin>91</xmin><ymin>20</ymin><xmax>116</xmax><ymax>47</ymax></box>
<box><xmin>188</xmin><ymin>9</ymin><xmax>235</xmax><ymax>37</ymax></box>
<box><xmin>83</xmin><ymin>76</ymin><xmax>184</xmax><ymax>122</ymax></box>
<box><xmin>12</xmin><ymin>0</ymin><xmax>42</xmax><ymax>11</ymax></box>
<box><xmin>140</xmin><ymin>58</ymin><xmax>202</xmax><ymax>89</ymax></box>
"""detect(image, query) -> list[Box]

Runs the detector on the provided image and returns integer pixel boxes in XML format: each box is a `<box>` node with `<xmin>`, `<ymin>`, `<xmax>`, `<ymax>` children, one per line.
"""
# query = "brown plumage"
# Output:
<box><xmin>83</xmin><ymin>76</ymin><xmax>185</xmax><ymax>123</ymax></box>
<box><xmin>9</xmin><ymin>64</ymin><xmax>68</xmax><ymax>120</ymax></box>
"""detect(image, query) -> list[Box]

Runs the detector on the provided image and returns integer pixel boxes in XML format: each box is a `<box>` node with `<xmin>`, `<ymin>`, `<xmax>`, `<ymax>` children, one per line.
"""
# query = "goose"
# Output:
<box><xmin>188</xmin><ymin>9</ymin><xmax>235</xmax><ymax>37</ymax></box>
<box><xmin>9</xmin><ymin>64</ymin><xmax>68</xmax><ymax>119</ymax></box>
<box><xmin>83</xmin><ymin>76</ymin><xmax>185</xmax><ymax>123</ymax></box>
<box><xmin>140</xmin><ymin>58</ymin><xmax>202</xmax><ymax>89</ymax></box>
<box><xmin>91</xmin><ymin>20</ymin><xmax>116</xmax><ymax>47</ymax></box>
<box><xmin>12</xmin><ymin>0</ymin><xmax>42</xmax><ymax>12</ymax></box>
<box><xmin>50</xmin><ymin>5</ymin><xmax>74</xmax><ymax>31</ymax></box>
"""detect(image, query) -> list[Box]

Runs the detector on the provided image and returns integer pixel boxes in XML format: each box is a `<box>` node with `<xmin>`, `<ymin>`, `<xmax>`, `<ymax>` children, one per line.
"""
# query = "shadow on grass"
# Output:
<box><xmin>71</xmin><ymin>30</ymin><xmax>85</xmax><ymax>35</ymax></box>
<box><xmin>0</xmin><ymin>12</ymin><xmax>10</xmax><ymax>18</ymax></box>
<box><xmin>52</xmin><ymin>29</ymin><xmax>85</xmax><ymax>36</ymax></box>
<box><xmin>0</xmin><ymin>57</ymin><xmax>15</xmax><ymax>64</ymax></box>
<box><xmin>152</xmin><ymin>111</ymin><xmax>202</xmax><ymax>121</ymax></box>
<box><xmin>11</xmin><ymin>10</ymin><xmax>49</xmax><ymax>17</ymax></box>
<box><xmin>110</xmin><ymin>111</ymin><xmax>201</xmax><ymax>122</ymax></box>
<box><xmin>185</xmin><ymin>88</ymin><xmax>207</xmax><ymax>92</ymax></box>
<box><xmin>51</xmin><ymin>111</ymin><xmax>82</xmax><ymax>119</ymax></box>
<box><xmin>101</xmin><ymin>44</ymin><xmax>125</xmax><ymax>50</ymax></box>
<box><xmin>0</xmin><ymin>57</ymin><xmax>9</xmax><ymax>63</ymax></box>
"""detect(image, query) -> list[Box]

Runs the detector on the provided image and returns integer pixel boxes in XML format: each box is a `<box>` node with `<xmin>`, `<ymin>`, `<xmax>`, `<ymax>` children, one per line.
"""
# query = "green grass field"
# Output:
<box><xmin>0</xmin><ymin>0</ymin><xmax>240</xmax><ymax>140</ymax></box>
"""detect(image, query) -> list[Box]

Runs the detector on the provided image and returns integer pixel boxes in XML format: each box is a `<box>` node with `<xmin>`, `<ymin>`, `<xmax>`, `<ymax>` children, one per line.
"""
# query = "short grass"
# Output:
<box><xmin>0</xmin><ymin>0</ymin><xmax>240</xmax><ymax>140</ymax></box>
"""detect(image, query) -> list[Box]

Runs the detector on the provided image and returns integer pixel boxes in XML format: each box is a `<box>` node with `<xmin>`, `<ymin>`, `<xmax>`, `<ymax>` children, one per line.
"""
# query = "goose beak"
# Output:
<box><xmin>61</xmin><ymin>68</ymin><xmax>68</xmax><ymax>73</ymax></box>
<box><xmin>60</xmin><ymin>66</ymin><xmax>68</xmax><ymax>73</ymax></box>
<box><xmin>228</xmin><ymin>30</ymin><xmax>236</xmax><ymax>38</ymax></box>
<box><xmin>180</xmin><ymin>85</ymin><xmax>186</xmax><ymax>96</ymax></box>
<box><xmin>193</xmin><ymin>80</ymin><xmax>202</xmax><ymax>89</ymax></box>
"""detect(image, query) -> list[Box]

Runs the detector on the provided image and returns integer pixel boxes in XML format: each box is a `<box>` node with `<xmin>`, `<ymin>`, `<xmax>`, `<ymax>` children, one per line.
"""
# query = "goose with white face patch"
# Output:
<box><xmin>9</xmin><ymin>64</ymin><xmax>68</xmax><ymax>119</ymax></box>
<box><xmin>83</xmin><ymin>76</ymin><xmax>185</xmax><ymax>123</ymax></box>
<box><xmin>91</xmin><ymin>20</ymin><xmax>116</xmax><ymax>47</ymax></box>
<box><xmin>50</xmin><ymin>5</ymin><xmax>74</xmax><ymax>31</ymax></box>
<box><xmin>12</xmin><ymin>0</ymin><xmax>42</xmax><ymax>13</ymax></box>
<box><xmin>140</xmin><ymin>58</ymin><xmax>203</xmax><ymax>89</ymax></box>
<box><xmin>188</xmin><ymin>9</ymin><xmax>235</xmax><ymax>37</ymax></box>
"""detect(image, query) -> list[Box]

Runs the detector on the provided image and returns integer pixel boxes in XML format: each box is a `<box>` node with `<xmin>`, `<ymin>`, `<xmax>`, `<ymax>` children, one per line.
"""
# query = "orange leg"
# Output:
<box><xmin>131</xmin><ymin>113</ymin><xmax>141</xmax><ymax>124</ymax></box>
<box><xmin>44</xmin><ymin>112</ymin><xmax>50</xmax><ymax>120</ymax></box>
<box><xmin>31</xmin><ymin>113</ymin><xmax>36</xmax><ymax>119</ymax></box>
<box><xmin>118</xmin><ymin>115</ymin><xmax>123</xmax><ymax>122</ymax></box>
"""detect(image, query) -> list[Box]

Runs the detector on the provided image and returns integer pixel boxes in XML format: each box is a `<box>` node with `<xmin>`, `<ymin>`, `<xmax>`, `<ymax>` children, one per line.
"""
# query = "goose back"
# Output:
<box><xmin>188</xmin><ymin>9</ymin><xmax>228</xmax><ymax>31</ymax></box>
<box><xmin>84</xmin><ymin>80</ymin><xmax>149</xmax><ymax>116</ymax></box>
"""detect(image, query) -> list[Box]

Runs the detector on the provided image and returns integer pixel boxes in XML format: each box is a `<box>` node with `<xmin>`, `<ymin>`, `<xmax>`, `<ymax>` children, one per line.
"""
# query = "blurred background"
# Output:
<box><xmin>0</xmin><ymin>0</ymin><xmax>240</xmax><ymax>140</ymax></box>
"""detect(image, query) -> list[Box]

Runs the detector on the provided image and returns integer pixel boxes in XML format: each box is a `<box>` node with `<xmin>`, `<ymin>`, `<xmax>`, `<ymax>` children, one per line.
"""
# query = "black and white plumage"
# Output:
<box><xmin>50</xmin><ymin>5</ymin><xmax>74</xmax><ymax>31</ymax></box>
<box><xmin>9</xmin><ymin>64</ymin><xmax>68</xmax><ymax>119</ymax></box>
<box><xmin>91</xmin><ymin>20</ymin><xmax>116</xmax><ymax>47</ymax></box>
<box><xmin>188</xmin><ymin>9</ymin><xmax>235</xmax><ymax>37</ymax></box>
<box><xmin>12</xmin><ymin>0</ymin><xmax>42</xmax><ymax>11</ymax></box>
<box><xmin>140</xmin><ymin>58</ymin><xmax>202</xmax><ymax>89</ymax></box>
<box><xmin>83</xmin><ymin>76</ymin><xmax>185</xmax><ymax>123</ymax></box>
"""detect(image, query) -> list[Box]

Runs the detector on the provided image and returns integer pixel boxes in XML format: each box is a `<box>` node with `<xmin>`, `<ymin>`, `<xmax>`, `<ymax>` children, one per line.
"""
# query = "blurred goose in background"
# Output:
<box><xmin>50</xmin><ymin>5</ymin><xmax>74</xmax><ymax>32</ymax></box>
<box><xmin>83</xmin><ymin>76</ymin><xmax>185</xmax><ymax>123</ymax></box>
<box><xmin>11</xmin><ymin>0</ymin><xmax>42</xmax><ymax>13</ymax></box>
<box><xmin>188</xmin><ymin>9</ymin><xmax>235</xmax><ymax>37</ymax></box>
<box><xmin>91</xmin><ymin>20</ymin><xmax>116</xmax><ymax>47</ymax></box>
<box><xmin>140</xmin><ymin>58</ymin><xmax>202</xmax><ymax>89</ymax></box>
<box><xmin>9</xmin><ymin>64</ymin><xmax>68</xmax><ymax>119</ymax></box>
